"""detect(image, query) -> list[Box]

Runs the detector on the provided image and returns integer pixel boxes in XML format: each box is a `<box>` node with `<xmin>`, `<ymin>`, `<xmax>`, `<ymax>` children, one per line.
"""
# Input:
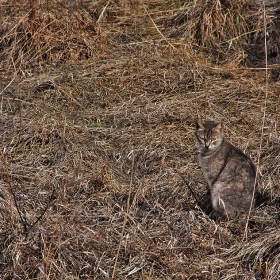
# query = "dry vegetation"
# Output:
<box><xmin>0</xmin><ymin>0</ymin><xmax>280</xmax><ymax>279</ymax></box>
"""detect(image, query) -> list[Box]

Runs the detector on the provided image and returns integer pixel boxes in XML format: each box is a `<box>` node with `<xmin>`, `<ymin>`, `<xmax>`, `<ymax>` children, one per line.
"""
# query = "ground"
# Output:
<box><xmin>0</xmin><ymin>0</ymin><xmax>280</xmax><ymax>279</ymax></box>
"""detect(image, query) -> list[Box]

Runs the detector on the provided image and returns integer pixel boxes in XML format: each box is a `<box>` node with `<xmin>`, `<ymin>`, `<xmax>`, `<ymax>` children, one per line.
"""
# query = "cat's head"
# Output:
<box><xmin>195</xmin><ymin>120</ymin><xmax>224</xmax><ymax>150</ymax></box>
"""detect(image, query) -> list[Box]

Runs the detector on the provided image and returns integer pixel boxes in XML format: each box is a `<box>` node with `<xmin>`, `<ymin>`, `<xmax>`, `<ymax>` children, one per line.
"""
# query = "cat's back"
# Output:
<box><xmin>219</xmin><ymin>138</ymin><xmax>256</xmax><ymax>179</ymax></box>
<box><xmin>200</xmin><ymin>137</ymin><xmax>256</xmax><ymax>185</ymax></box>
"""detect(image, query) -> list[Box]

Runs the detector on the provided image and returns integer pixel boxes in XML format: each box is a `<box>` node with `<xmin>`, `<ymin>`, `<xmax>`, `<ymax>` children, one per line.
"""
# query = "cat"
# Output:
<box><xmin>195</xmin><ymin>120</ymin><xmax>257</xmax><ymax>220</ymax></box>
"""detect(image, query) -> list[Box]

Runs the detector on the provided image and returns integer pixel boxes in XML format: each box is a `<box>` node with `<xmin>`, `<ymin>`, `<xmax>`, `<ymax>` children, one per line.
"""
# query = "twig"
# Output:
<box><xmin>29</xmin><ymin>189</ymin><xmax>55</xmax><ymax>230</ymax></box>
<box><xmin>0</xmin><ymin>148</ymin><xmax>27</xmax><ymax>234</ymax></box>
<box><xmin>171</xmin><ymin>167</ymin><xmax>202</xmax><ymax>209</ymax></box>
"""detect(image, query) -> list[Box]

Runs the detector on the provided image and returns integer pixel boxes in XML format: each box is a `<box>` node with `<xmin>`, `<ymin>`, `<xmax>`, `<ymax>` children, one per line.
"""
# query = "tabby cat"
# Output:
<box><xmin>195</xmin><ymin>120</ymin><xmax>257</xmax><ymax>220</ymax></box>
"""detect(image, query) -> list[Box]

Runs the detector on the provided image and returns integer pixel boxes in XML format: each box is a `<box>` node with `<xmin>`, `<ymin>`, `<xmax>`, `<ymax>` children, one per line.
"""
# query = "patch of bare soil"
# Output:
<box><xmin>0</xmin><ymin>0</ymin><xmax>279</xmax><ymax>279</ymax></box>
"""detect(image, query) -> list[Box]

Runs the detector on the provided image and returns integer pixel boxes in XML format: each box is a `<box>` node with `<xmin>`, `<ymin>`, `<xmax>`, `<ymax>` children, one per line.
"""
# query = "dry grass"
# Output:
<box><xmin>0</xmin><ymin>0</ymin><xmax>280</xmax><ymax>279</ymax></box>
<box><xmin>0</xmin><ymin>0</ymin><xmax>97</xmax><ymax>70</ymax></box>
<box><xmin>165</xmin><ymin>0</ymin><xmax>280</xmax><ymax>67</ymax></box>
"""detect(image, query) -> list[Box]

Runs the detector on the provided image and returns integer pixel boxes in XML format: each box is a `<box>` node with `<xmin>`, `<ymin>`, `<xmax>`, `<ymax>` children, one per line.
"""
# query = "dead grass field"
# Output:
<box><xmin>0</xmin><ymin>0</ymin><xmax>280</xmax><ymax>279</ymax></box>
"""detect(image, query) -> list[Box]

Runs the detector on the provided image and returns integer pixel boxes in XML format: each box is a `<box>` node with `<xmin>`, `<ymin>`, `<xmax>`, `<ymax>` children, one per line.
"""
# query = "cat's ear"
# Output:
<box><xmin>214</xmin><ymin>122</ymin><xmax>224</xmax><ymax>131</ymax></box>
<box><xmin>196</xmin><ymin>119</ymin><xmax>204</xmax><ymax>129</ymax></box>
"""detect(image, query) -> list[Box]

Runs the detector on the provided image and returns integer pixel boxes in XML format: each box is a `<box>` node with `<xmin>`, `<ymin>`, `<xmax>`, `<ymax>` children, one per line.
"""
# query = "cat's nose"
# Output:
<box><xmin>205</xmin><ymin>141</ymin><xmax>210</xmax><ymax>148</ymax></box>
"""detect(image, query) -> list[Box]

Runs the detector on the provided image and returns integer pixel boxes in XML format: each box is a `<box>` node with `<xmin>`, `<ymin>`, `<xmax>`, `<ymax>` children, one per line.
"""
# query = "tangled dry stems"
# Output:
<box><xmin>0</xmin><ymin>0</ymin><xmax>280</xmax><ymax>279</ymax></box>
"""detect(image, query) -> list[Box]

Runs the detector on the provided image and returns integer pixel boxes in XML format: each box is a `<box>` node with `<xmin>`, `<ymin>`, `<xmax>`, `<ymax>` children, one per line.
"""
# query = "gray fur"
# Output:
<box><xmin>195</xmin><ymin>120</ymin><xmax>257</xmax><ymax>220</ymax></box>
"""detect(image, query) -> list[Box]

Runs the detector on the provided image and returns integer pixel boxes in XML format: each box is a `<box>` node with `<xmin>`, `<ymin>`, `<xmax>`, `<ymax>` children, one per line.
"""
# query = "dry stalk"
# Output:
<box><xmin>97</xmin><ymin>0</ymin><xmax>111</xmax><ymax>23</ymax></box>
<box><xmin>142</xmin><ymin>2</ymin><xmax>176</xmax><ymax>51</ymax></box>
<box><xmin>0</xmin><ymin>148</ymin><xmax>15</xmax><ymax>223</ymax></box>
<box><xmin>67</xmin><ymin>154</ymin><xmax>82</xmax><ymax>197</ymax></box>
<box><xmin>0</xmin><ymin>75</ymin><xmax>16</xmax><ymax>96</ymax></box>
<box><xmin>243</xmin><ymin>0</ymin><xmax>269</xmax><ymax>241</ymax></box>
<box><xmin>112</xmin><ymin>149</ymin><xmax>135</xmax><ymax>279</ymax></box>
